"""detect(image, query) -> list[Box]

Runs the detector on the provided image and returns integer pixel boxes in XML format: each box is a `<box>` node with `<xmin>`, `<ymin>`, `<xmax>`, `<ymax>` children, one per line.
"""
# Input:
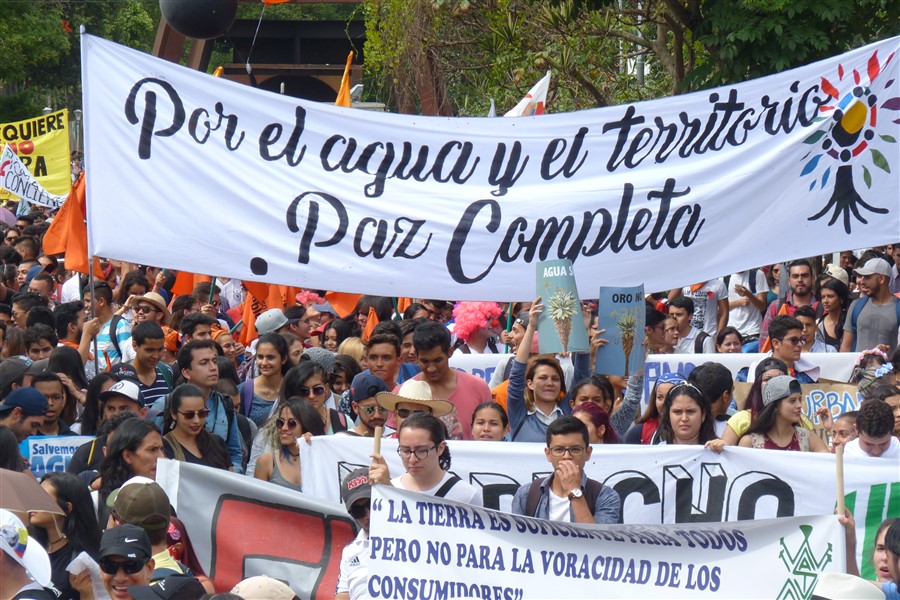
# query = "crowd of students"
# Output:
<box><xmin>1</xmin><ymin>208</ymin><xmax>899</xmax><ymax>600</ymax></box>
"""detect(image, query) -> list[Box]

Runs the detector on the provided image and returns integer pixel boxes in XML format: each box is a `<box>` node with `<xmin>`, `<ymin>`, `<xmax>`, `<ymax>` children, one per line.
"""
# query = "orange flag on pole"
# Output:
<box><xmin>325</xmin><ymin>292</ymin><xmax>362</xmax><ymax>319</ymax></box>
<box><xmin>361</xmin><ymin>307</ymin><xmax>379</xmax><ymax>342</ymax></box>
<box><xmin>41</xmin><ymin>173</ymin><xmax>102</xmax><ymax>277</ymax></box>
<box><xmin>335</xmin><ymin>51</ymin><xmax>354</xmax><ymax>108</ymax></box>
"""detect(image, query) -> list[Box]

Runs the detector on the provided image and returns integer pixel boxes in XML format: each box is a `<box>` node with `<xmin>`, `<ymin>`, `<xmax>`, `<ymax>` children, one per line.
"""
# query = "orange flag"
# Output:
<box><xmin>263</xmin><ymin>0</ymin><xmax>289</xmax><ymax>4</ymax></box>
<box><xmin>361</xmin><ymin>306</ymin><xmax>378</xmax><ymax>342</ymax></box>
<box><xmin>335</xmin><ymin>51</ymin><xmax>354</xmax><ymax>108</ymax></box>
<box><xmin>170</xmin><ymin>272</ymin><xmax>211</xmax><ymax>297</ymax></box>
<box><xmin>325</xmin><ymin>292</ymin><xmax>362</xmax><ymax>319</ymax></box>
<box><xmin>397</xmin><ymin>297</ymin><xmax>413</xmax><ymax>315</ymax></box>
<box><xmin>238</xmin><ymin>294</ymin><xmax>268</xmax><ymax>346</ymax></box>
<box><xmin>41</xmin><ymin>173</ymin><xmax>102</xmax><ymax>277</ymax></box>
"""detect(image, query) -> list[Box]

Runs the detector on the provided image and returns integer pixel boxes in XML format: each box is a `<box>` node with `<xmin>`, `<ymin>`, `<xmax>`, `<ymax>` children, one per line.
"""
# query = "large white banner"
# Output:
<box><xmin>155</xmin><ymin>460</ymin><xmax>356</xmax><ymax>597</ymax></box>
<box><xmin>370</xmin><ymin>486</ymin><xmax>845</xmax><ymax>599</ymax></box>
<box><xmin>0</xmin><ymin>144</ymin><xmax>67</xmax><ymax>209</ymax></box>
<box><xmin>81</xmin><ymin>35</ymin><xmax>900</xmax><ymax>299</ymax></box>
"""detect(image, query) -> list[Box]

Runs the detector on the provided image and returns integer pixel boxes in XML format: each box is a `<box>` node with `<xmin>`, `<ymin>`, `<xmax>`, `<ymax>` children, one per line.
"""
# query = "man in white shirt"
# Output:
<box><xmin>670</xmin><ymin>297</ymin><xmax>715</xmax><ymax>354</ymax></box>
<box><xmin>670</xmin><ymin>278</ymin><xmax>728</xmax><ymax>336</ymax></box>
<box><xmin>843</xmin><ymin>399</ymin><xmax>900</xmax><ymax>459</ymax></box>
<box><xmin>336</xmin><ymin>468</ymin><xmax>372</xmax><ymax>600</ymax></box>
<box><xmin>726</xmin><ymin>269</ymin><xmax>769</xmax><ymax>350</ymax></box>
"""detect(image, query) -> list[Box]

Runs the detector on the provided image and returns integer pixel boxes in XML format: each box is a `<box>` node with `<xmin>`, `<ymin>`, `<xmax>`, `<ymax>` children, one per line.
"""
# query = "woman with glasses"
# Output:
<box><xmin>238</xmin><ymin>333</ymin><xmax>290</xmax><ymax>427</ymax></box>
<box><xmin>282</xmin><ymin>362</ymin><xmax>348</xmax><ymax>435</ymax></box>
<box><xmin>162</xmin><ymin>383</ymin><xmax>232</xmax><ymax>470</ymax></box>
<box><xmin>651</xmin><ymin>382</ymin><xmax>718</xmax><ymax>446</ymax></box>
<box><xmin>253</xmin><ymin>397</ymin><xmax>324</xmax><ymax>491</ymax></box>
<box><xmin>369</xmin><ymin>412</ymin><xmax>482</xmax><ymax>505</ymax></box>
<box><xmin>737</xmin><ymin>375</ymin><xmax>828</xmax><ymax>452</ymax></box>
<box><xmin>3</xmin><ymin>226</ymin><xmax>21</xmax><ymax>246</ymax></box>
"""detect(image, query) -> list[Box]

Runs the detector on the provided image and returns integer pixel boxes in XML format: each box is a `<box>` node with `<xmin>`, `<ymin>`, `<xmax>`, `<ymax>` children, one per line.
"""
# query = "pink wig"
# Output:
<box><xmin>452</xmin><ymin>302</ymin><xmax>503</xmax><ymax>342</ymax></box>
<box><xmin>296</xmin><ymin>289</ymin><xmax>324</xmax><ymax>307</ymax></box>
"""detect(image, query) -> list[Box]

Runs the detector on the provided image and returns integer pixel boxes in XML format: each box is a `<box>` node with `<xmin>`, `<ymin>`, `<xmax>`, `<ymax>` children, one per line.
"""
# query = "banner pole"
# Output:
<box><xmin>835</xmin><ymin>444</ymin><xmax>845</xmax><ymax>516</ymax></box>
<box><xmin>373</xmin><ymin>426</ymin><xmax>383</xmax><ymax>453</ymax></box>
<box><xmin>505</xmin><ymin>301</ymin><xmax>514</xmax><ymax>353</ymax></box>
<box><xmin>209</xmin><ymin>276</ymin><xmax>217</xmax><ymax>306</ymax></box>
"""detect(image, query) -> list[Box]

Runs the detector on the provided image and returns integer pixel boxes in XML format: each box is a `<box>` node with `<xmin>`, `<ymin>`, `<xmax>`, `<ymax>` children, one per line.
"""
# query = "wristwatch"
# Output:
<box><xmin>567</xmin><ymin>488</ymin><xmax>584</xmax><ymax>501</ymax></box>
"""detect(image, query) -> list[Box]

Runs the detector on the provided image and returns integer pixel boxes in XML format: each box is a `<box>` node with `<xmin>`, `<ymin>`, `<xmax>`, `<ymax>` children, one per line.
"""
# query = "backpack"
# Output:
<box><xmin>525</xmin><ymin>476</ymin><xmax>603</xmax><ymax>517</ymax></box>
<box><xmin>240</xmin><ymin>378</ymin><xmax>255</xmax><ymax>417</ymax></box>
<box><xmin>724</xmin><ymin>269</ymin><xmax>758</xmax><ymax>295</ymax></box>
<box><xmin>434</xmin><ymin>475</ymin><xmax>461</xmax><ymax>498</ymax></box>
<box><xmin>694</xmin><ymin>331</ymin><xmax>710</xmax><ymax>354</ymax></box>
<box><xmin>849</xmin><ymin>296</ymin><xmax>900</xmax><ymax>351</ymax></box>
<box><xmin>107</xmin><ymin>313</ymin><xmax>124</xmax><ymax>359</ymax></box>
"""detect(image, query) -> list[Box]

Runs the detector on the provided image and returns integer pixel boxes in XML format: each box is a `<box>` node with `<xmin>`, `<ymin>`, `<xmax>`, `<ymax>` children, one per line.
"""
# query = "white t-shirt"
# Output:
<box><xmin>391</xmin><ymin>471</ymin><xmax>483</xmax><ymax>506</ymax></box>
<box><xmin>60</xmin><ymin>273</ymin><xmax>82</xmax><ymax>303</ymax></box>
<box><xmin>548</xmin><ymin>489</ymin><xmax>570</xmax><ymax>522</ymax></box>
<box><xmin>682</xmin><ymin>279</ymin><xmax>727</xmax><ymax>336</ymax></box>
<box><xmin>336</xmin><ymin>529</ymin><xmax>371</xmax><ymax>599</ymax></box>
<box><xmin>674</xmin><ymin>326</ymin><xmax>715</xmax><ymax>354</ymax></box>
<box><xmin>843</xmin><ymin>437</ymin><xmax>900</xmax><ymax>459</ymax></box>
<box><xmin>727</xmin><ymin>270</ymin><xmax>770</xmax><ymax>337</ymax></box>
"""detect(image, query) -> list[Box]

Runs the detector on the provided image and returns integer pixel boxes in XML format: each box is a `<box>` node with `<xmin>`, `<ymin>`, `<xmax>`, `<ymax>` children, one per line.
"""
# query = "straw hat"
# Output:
<box><xmin>376</xmin><ymin>379</ymin><xmax>453</xmax><ymax>417</ymax></box>
<box><xmin>134</xmin><ymin>292</ymin><xmax>170</xmax><ymax>320</ymax></box>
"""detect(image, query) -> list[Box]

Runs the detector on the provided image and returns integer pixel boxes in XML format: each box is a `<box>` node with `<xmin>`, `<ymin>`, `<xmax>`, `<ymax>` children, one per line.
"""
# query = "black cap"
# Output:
<box><xmin>99</xmin><ymin>524</ymin><xmax>152</xmax><ymax>561</ymax></box>
<box><xmin>129</xmin><ymin>575</ymin><xmax>207</xmax><ymax>600</ymax></box>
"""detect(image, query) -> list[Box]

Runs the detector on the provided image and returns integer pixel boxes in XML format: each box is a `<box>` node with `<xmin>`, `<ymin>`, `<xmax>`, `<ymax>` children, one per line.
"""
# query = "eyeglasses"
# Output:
<box><xmin>300</xmin><ymin>385</ymin><xmax>327</xmax><ymax>397</ymax></box>
<box><xmin>349</xmin><ymin>500</ymin><xmax>371</xmax><ymax>519</ymax></box>
<box><xmin>396</xmin><ymin>408</ymin><xmax>431</xmax><ymax>419</ymax></box>
<box><xmin>358</xmin><ymin>405</ymin><xmax>388</xmax><ymax>415</ymax></box>
<box><xmin>397</xmin><ymin>445</ymin><xmax>437</xmax><ymax>459</ymax></box>
<box><xmin>99</xmin><ymin>558</ymin><xmax>148</xmax><ymax>575</ymax></box>
<box><xmin>178</xmin><ymin>408</ymin><xmax>210</xmax><ymax>420</ymax></box>
<box><xmin>134</xmin><ymin>304</ymin><xmax>158</xmax><ymax>314</ymax></box>
<box><xmin>276</xmin><ymin>417</ymin><xmax>299</xmax><ymax>429</ymax></box>
<box><xmin>548</xmin><ymin>446</ymin><xmax>586</xmax><ymax>457</ymax></box>
<box><xmin>779</xmin><ymin>336</ymin><xmax>808</xmax><ymax>346</ymax></box>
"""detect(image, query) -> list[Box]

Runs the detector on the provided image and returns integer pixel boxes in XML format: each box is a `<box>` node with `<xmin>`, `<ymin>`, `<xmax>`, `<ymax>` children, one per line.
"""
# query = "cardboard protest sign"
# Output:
<box><xmin>595</xmin><ymin>285</ymin><xmax>645</xmax><ymax>375</ymax></box>
<box><xmin>0</xmin><ymin>110</ymin><xmax>71</xmax><ymax>202</ymax></box>
<box><xmin>535</xmin><ymin>259</ymin><xmax>589</xmax><ymax>354</ymax></box>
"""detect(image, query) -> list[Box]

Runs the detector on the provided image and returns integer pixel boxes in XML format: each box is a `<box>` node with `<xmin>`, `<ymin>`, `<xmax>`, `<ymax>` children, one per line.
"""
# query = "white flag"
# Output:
<box><xmin>504</xmin><ymin>70</ymin><xmax>551</xmax><ymax>117</ymax></box>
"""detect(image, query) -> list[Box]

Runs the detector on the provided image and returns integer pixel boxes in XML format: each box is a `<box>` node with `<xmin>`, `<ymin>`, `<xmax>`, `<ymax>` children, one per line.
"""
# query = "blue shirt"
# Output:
<box><xmin>205</xmin><ymin>390</ymin><xmax>243</xmax><ymax>473</ymax></box>
<box><xmin>511</xmin><ymin>473</ymin><xmax>620</xmax><ymax>524</ymax></box>
<box><xmin>884</xmin><ymin>582</ymin><xmax>900</xmax><ymax>600</ymax></box>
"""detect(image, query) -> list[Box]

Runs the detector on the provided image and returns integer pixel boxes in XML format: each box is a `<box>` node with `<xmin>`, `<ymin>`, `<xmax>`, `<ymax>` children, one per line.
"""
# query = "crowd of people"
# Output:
<box><xmin>1</xmin><ymin>205</ymin><xmax>899</xmax><ymax>600</ymax></box>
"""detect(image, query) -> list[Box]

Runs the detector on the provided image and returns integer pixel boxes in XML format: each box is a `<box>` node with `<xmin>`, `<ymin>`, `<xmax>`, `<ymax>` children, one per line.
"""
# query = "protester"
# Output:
<box><xmin>652</xmin><ymin>383</ymin><xmax>719</xmax><ymax>447</ymax></box>
<box><xmin>818</xmin><ymin>278</ymin><xmax>850</xmax><ymax>349</ymax></box>
<box><xmin>369</xmin><ymin>413</ymin><xmax>481</xmax><ymax>505</ymax></box>
<box><xmin>868</xmin><ymin>385</ymin><xmax>900</xmax><ymax>439</ymax></box>
<box><xmin>27</xmin><ymin>472</ymin><xmax>101</xmax><ymax>600</ymax></box>
<box><xmin>48</xmin><ymin>346</ymin><xmax>89</xmax><ymax>412</ymax></box>
<box><xmin>715</xmin><ymin>326</ymin><xmax>743</xmax><ymax>353</ymax></box>
<box><xmin>508</xmin><ymin>300</ymin><xmax>589</xmax><ymax>443</ymax></box>
<box><xmin>332</xmin><ymin>355</ymin><xmax>361</xmax><ymax>398</ymax></box>
<box><xmin>342</xmin><ymin>373</ymin><xmax>389</xmax><ymax>437</ymax></box>
<box><xmin>284</xmin><ymin>362</ymin><xmax>347</xmax><ymax>434</ymax></box>
<box><xmin>238</xmin><ymin>333</ymin><xmax>290</xmax><ymax>426</ymax></box>
<box><xmin>24</xmin><ymin>324</ymin><xmax>57</xmax><ymax>361</ymax></box>
<box><xmin>336</xmin><ymin>468</ymin><xmax>372</xmax><ymax>600</ymax></box>
<box><xmin>176</xmin><ymin>340</ymin><xmax>243</xmax><ymax>471</ymax></box>
<box><xmin>162</xmin><ymin>384</ymin><xmax>232</xmax><ymax>470</ymax></box>
<box><xmin>723</xmin><ymin>357</ymin><xmax>792</xmax><ymax>444</ymax></box>
<box><xmin>760</xmin><ymin>259</ymin><xmax>818</xmax><ymax>350</ymax></box>
<box><xmin>669</xmin><ymin>296</ymin><xmax>715</xmax><ymax>354</ymax></box>
<box><xmin>725</xmin><ymin>268</ymin><xmax>769</xmax><ymax>351</ymax></box>
<box><xmin>624</xmin><ymin>372</ymin><xmax>685</xmax><ymax>445</ymax></box>
<box><xmin>77</xmin><ymin>524</ymin><xmax>155</xmax><ymax>600</ymax></box>
<box><xmin>375</xmin><ymin>379</ymin><xmax>453</xmax><ymax>436</ymax></box>
<box><xmin>844</xmin><ymin>399</ymin><xmax>900</xmax><ymax>458</ymax></box>
<box><xmin>213</xmin><ymin>330</ymin><xmax>244</xmax><ymax>372</ymax></box>
<box><xmin>873</xmin><ymin>519</ymin><xmax>900</xmax><ymax>583</ymax></box>
<box><xmin>0</xmin><ymin>386</ymin><xmax>46</xmax><ymax>441</ymax></box>
<box><xmin>31</xmin><ymin>373</ymin><xmax>75</xmax><ymax>437</ymax></box>
<box><xmin>84</xmin><ymin>281</ymin><xmax>133</xmax><ymax>370</ymax></box>
<box><xmin>231</xmin><ymin>575</ymin><xmax>299</xmax><ymax>600</ymax></box>
<box><xmin>571</xmin><ymin>402</ymin><xmax>617</xmax><ymax>444</ymax></box>
<box><xmin>0</xmin><ymin>509</ymin><xmax>54</xmax><ymax>600</ymax></box>
<box><xmin>113</xmin><ymin>322</ymin><xmax>173</xmax><ymax>416</ymax></box>
<box><xmin>71</xmin><ymin>373</ymin><xmax>116</xmax><ymax>436</ymax></box>
<box><xmin>0</xmin><ymin>424</ymin><xmax>26</xmax><ymax>471</ymax></box>
<box><xmin>511</xmin><ymin>416</ymin><xmax>619</xmax><ymax>523</ymax></box>
<box><xmin>817</xmin><ymin>409</ymin><xmax>859</xmax><ymax>452</ymax></box>
<box><xmin>321</xmin><ymin>319</ymin><xmax>351</xmax><ymax>353</ymax></box>
<box><xmin>842</xmin><ymin>258</ymin><xmax>899</xmax><ymax>355</ymax></box>
<box><xmin>254</xmin><ymin>397</ymin><xmax>324</xmax><ymax>490</ymax></box>
<box><xmin>470</xmin><ymin>401</ymin><xmax>509</xmax><ymax>441</ymax></box>
<box><xmin>795</xmin><ymin>305</ymin><xmax>836</xmax><ymax>353</ymax></box>
<box><xmin>670</xmin><ymin>278</ymin><xmax>728</xmax><ymax>337</ymax></box>
<box><xmin>97</xmin><ymin>418</ymin><xmax>165</xmax><ymax>514</ymax></box>
<box><xmin>765</xmin><ymin>315</ymin><xmax>820</xmax><ymax>382</ymax></box>
<box><xmin>451</xmin><ymin>302</ymin><xmax>502</xmax><ymax>354</ymax></box>
<box><xmin>737</xmin><ymin>376</ymin><xmax>827</xmax><ymax>452</ymax></box>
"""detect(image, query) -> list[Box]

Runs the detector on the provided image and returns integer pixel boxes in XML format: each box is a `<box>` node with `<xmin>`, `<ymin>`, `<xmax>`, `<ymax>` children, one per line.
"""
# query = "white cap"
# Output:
<box><xmin>0</xmin><ymin>509</ymin><xmax>51</xmax><ymax>587</ymax></box>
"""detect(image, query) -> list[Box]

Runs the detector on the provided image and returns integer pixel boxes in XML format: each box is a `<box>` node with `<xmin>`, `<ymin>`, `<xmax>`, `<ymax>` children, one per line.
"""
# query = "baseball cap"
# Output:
<box><xmin>25</xmin><ymin>358</ymin><xmax>49</xmax><ymax>376</ymax></box>
<box><xmin>0</xmin><ymin>387</ymin><xmax>48</xmax><ymax>417</ymax></box>
<box><xmin>762</xmin><ymin>375</ymin><xmax>801</xmax><ymax>406</ymax></box>
<box><xmin>99</xmin><ymin>379</ymin><xmax>145</xmax><ymax>408</ymax></box>
<box><xmin>754</xmin><ymin>357</ymin><xmax>788</xmax><ymax>381</ymax></box>
<box><xmin>129</xmin><ymin>575</ymin><xmax>206</xmax><ymax>600</ymax></box>
<box><xmin>99</xmin><ymin>524</ymin><xmax>152</xmax><ymax>561</ymax></box>
<box><xmin>823</xmin><ymin>264</ymin><xmax>849</xmax><ymax>286</ymax></box>
<box><xmin>854</xmin><ymin>257</ymin><xmax>892</xmax><ymax>277</ymax></box>
<box><xmin>350</xmin><ymin>373</ymin><xmax>389</xmax><ymax>404</ymax></box>
<box><xmin>110</xmin><ymin>479</ymin><xmax>171</xmax><ymax>531</ymax></box>
<box><xmin>311</xmin><ymin>301</ymin><xmax>336</xmax><ymax>315</ymax></box>
<box><xmin>340</xmin><ymin>467</ymin><xmax>371</xmax><ymax>511</ymax></box>
<box><xmin>0</xmin><ymin>509</ymin><xmax>51</xmax><ymax>586</ymax></box>
<box><xmin>231</xmin><ymin>575</ymin><xmax>298</xmax><ymax>600</ymax></box>
<box><xmin>0</xmin><ymin>357</ymin><xmax>32</xmax><ymax>395</ymax></box>
<box><xmin>256</xmin><ymin>309</ymin><xmax>288</xmax><ymax>335</ymax></box>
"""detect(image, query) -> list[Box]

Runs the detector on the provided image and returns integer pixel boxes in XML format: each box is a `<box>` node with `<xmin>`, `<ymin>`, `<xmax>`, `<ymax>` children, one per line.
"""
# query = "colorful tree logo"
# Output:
<box><xmin>800</xmin><ymin>49</ymin><xmax>898</xmax><ymax>234</ymax></box>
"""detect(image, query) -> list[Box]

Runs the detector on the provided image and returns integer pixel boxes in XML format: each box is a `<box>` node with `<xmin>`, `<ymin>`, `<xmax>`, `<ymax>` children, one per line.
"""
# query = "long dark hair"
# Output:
<box><xmin>322</xmin><ymin>318</ymin><xmax>352</xmax><ymax>348</ymax></box>
<box><xmin>163</xmin><ymin>383</ymin><xmax>231</xmax><ymax>470</ymax></box>
<box><xmin>656</xmin><ymin>384</ymin><xmax>716</xmax><ymax>445</ymax></box>
<box><xmin>0</xmin><ymin>425</ymin><xmax>22</xmax><ymax>470</ymax></box>
<box><xmin>79</xmin><ymin>373</ymin><xmax>116</xmax><ymax>436</ymax></box>
<box><xmin>744</xmin><ymin>392</ymin><xmax>799</xmax><ymax>439</ymax></box>
<box><xmin>99</xmin><ymin>418</ymin><xmax>161</xmax><ymax>502</ymax></box>
<box><xmin>818</xmin><ymin>278</ymin><xmax>850</xmax><ymax>337</ymax></box>
<box><xmin>255</xmin><ymin>333</ymin><xmax>290</xmax><ymax>376</ymax></box>
<box><xmin>48</xmin><ymin>345</ymin><xmax>89</xmax><ymax>391</ymax></box>
<box><xmin>398</xmin><ymin>413</ymin><xmax>452</xmax><ymax>471</ymax></box>
<box><xmin>282</xmin><ymin>362</ymin><xmax>328</xmax><ymax>398</ymax></box>
<box><xmin>31</xmin><ymin>472</ymin><xmax>101</xmax><ymax>560</ymax></box>
<box><xmin>265</xmin><ymin>396</ymin><xmax>327</xmax><ymax>456</ymax></box>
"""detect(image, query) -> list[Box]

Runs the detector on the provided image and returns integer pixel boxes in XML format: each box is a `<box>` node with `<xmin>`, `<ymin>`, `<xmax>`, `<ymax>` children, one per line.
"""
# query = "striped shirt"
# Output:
<box><xmin>96</xmin><ymin>316</ymin><xmax>132</xmax><ymax>371</ymax></box>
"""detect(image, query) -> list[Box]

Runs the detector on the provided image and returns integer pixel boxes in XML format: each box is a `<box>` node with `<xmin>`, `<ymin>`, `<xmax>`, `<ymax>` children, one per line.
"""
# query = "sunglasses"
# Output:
<box><xmin>178</xmin><ymin>408</ymin><xmax>210</xmax><ymax>420</ymax></box>
<box><xmin>300</xmin><ymin>385</ymin><xmax>327</xmax><ymax>397</ymax></box>
<box><xmin>358</xmin><ymin>405</ymin><xmax>388</xmax><ymax>415</ymax></box>
<box><xmin>779</xmin><ymin>336</ymin><xmax>808</xmax><ymax>346</ymax></box>
<box><xmin>396</xmin><ymin>408</ymin><xmax>431</xmax><ymax>419</ymax></box>
<box><xmin>276</xmin><ymin>417</ymin><xmax>299</xmax><ymax>429</ymax></box>
<box><xmin>134</xmin><ymin>304</ymin><xmax>158</xmax><ymax>314</ymax></box>
<box><xmin>349</xmin><ymin>500</ymin><xmax>371</xmax><ymax>519</ymax></box>
<box><xmin>99</xmin><ymin>558</ymin><xmax>147</xmax><ymax>575</ymax></box>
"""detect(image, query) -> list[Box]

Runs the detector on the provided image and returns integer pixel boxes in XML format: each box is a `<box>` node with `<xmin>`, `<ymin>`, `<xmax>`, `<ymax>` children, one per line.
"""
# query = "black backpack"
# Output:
<box><xmin>525</xmin><ymin>476</ymin><xmax>603</xmax><ymax>517</ymax></box>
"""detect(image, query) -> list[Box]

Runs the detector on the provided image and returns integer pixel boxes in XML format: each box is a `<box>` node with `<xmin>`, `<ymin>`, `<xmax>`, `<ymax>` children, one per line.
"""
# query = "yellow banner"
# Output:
<box><xmin>0</xmin><ymin>110</ymin><xmax>72</xmax><ymax>202</ymax></box>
